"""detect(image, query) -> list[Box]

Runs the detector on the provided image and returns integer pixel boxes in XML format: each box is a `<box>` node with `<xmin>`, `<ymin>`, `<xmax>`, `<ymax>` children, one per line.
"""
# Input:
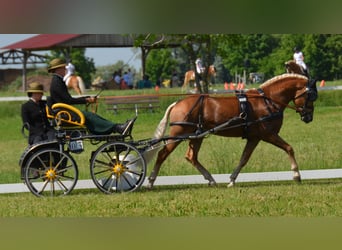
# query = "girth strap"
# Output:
<box><xmin>235</xmin><ymin>91</ymin><xmax>249</xmax><ymax>138</ymax></box>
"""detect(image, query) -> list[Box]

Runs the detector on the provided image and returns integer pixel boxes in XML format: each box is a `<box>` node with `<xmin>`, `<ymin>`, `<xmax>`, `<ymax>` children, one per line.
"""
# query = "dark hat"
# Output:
<box><xmin>27</xmin><ymin>82</ymin><xmax>44</xmax><ymax>93</ymax></box>
<box><xmin>48</xmin><ymin>58</ymin><xmax>67</xmax><ymax>72</ymax></box>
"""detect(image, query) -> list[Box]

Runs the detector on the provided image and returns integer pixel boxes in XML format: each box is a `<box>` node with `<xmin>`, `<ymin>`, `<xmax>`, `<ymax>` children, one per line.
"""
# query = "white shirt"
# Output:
<box><xmin>63</xmin><ymin>63</ymin><xmax>76</xmax><ymax>82</ymax></box>
<box><xmin>293</xmin><ymin>51</ymin><xmax>307</xmax><ymax>70</ymax></box>
<box><xmin>195</xmin><ymin>58</ymin><xmax>204</xmax><ymax>74</ymax></box>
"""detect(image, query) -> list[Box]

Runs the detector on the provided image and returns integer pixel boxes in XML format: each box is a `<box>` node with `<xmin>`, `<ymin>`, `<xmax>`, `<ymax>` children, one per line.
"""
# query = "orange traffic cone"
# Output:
<box><xmin>237</xmin><ymin>82</ymin><xmax>242</xmax><ymax>90</ymax></box>
<box><xmin>230</xmin><ymin>82</ymin><xmax>235</xmax><ymax>90</ymax></box>
<box><xmin>240</xmin><ymin>82</ymin><xmax>245</xmax><ymax>89</ymax></box>
<box><xmin>320</xmin><ymin>80</ymin><xmax>325</xmax><ymax>87</ymax></box>
<box><xmin>155</xmin><ymin>85</ymin><xmax>160</xmax><ymax>92</ymax></box>
<box><xmin>224</xmin><ymin>82</ymin><xmax>229</xmax><ymax>90</ymax></box>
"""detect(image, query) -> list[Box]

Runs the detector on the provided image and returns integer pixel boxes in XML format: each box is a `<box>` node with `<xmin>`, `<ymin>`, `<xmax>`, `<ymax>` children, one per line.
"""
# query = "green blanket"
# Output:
<box><xmin>82</xmin><ymin>111</ymin><xmax>115</xmax><ymax>135</ymax></box>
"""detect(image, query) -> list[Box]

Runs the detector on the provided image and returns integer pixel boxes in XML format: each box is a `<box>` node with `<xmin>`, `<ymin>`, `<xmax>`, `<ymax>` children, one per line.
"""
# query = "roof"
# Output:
<box><xmin>1</xmin><ymin>34</ymin><xmax>141</xmax><ymax>51</ymax></box>
<box><xmin>1</xmin><ymin>34</ymin><xmax>81</xmax><ymax>50</ymax></box>
<box><xmin>1</xmin><ymin>34</ymin><xmax>181</xmax><ymax>51</ymax></box>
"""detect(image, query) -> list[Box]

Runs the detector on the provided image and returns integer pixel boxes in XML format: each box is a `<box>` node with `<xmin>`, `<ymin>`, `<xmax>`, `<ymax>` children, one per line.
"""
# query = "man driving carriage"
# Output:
<box><xmin>47</xmin><ymin>58</ymin><xmax>132</xmax><ymax>135</ymax></box>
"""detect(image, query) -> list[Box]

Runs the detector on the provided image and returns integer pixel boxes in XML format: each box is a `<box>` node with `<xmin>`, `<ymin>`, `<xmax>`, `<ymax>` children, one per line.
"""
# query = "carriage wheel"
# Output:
<box><xmin>24</xmin><ymin>149</ymin><xmax>78</xmax><ymax>197</ymax></box>
<box><xmin>90</xmin><ymin>141</ymin><xmax>146</xmax><ymax>194</ymax></box>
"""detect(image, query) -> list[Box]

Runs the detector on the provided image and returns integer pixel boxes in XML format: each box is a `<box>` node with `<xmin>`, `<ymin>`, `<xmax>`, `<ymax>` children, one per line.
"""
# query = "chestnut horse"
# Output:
<box><xmin>65</xmin><ymin>75</ymin><xmax>86</xmax><ymax>95</ymax></box>
<box><xmin>285</xmin><ymin>60</ymin><xmax>308</xmax><ymax>77</ymax></box>
<box><xmin>148</xmin><ymin>73</ymin><xmax>318</xmax><ymax>188</ymax></box>
<box><xmin>182</xmin><ymin>65</ymin><xmax>216</xmax><ymax>90</ymax></box>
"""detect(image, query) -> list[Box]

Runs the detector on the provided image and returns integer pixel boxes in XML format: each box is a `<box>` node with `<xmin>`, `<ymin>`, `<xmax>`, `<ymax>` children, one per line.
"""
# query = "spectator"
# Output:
<box><xmin>137</xmin><ymin>75</ymin><xmax>153</xmax><ymax>89</ymax></box>
<box><xmin>113</xmin><ymin>71</ymin><xmax>121</xmax><ymax>85</ymax></box>
<box><xmin>170</xmin><ymin>71</ymin><xmax>180</xmax><ymax>88</ymax></box>
<box><xmin>123</xmin><ymin>68</ymin><xmax>134</xmax><ymax>89</ymax></box>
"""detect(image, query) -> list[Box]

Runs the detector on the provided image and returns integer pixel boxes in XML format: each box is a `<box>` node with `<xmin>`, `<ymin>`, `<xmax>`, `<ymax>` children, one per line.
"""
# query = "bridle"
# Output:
<box><xmin>292</xmin><ymin>79</ymin><xmax>318</xmax><ymax>113</ymax></box>
<box><xmin>256</xmin><ymin>79</ymin><xmax>317</xmax><ymax>114</ymax></box>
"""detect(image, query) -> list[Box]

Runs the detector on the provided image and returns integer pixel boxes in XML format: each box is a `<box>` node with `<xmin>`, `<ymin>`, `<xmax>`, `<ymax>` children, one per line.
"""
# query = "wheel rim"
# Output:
<box><xmin>90</xmin><ymin>142</ymin><xmax>146</xmax><ymax>194</ymax></box>
<box><xmin>24</xmin><ymin>149</ymin><xmax>78</xmax><ymax>197</ymax></box>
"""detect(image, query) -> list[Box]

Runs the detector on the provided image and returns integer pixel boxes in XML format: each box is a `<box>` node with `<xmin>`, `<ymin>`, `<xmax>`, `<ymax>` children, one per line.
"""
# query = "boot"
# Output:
<box><xmin>114</xmin><ymin>119</ymin><xmax>134</xmax><ymax>134</ymax></box>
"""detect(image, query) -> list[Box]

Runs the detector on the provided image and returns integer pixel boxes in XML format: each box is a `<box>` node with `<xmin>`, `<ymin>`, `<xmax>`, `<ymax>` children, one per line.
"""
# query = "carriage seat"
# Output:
<box><xmin>46</xmin><ymin>103</ymin><xmax>85</xmax><ymax>127</ymax></box>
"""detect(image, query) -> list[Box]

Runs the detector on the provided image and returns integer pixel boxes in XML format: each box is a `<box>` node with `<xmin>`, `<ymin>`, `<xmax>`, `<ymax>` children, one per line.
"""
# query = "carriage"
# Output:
<box><xmin>19</xmin><ymin>102</ymin><xmax>157</xmax><ymax>197</ymax></box>
<box><xmin>19</xmin><ymin>71</ymin><xmax>318</xmax><ymax>197</ymax></box>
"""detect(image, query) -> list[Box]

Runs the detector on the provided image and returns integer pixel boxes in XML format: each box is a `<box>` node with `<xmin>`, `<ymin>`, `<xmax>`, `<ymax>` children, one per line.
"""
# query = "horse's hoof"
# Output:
<box><xmin>146</xmin><ymin>182</ymin><xmax>154</xmax><ymax>189</ymax></box>
<box><xmin>208</xmin><ymin>180</ymin><xmax>217</xmax><ymax>186</ymax></box>
<box><xmin>227</xmin><ymin>182</ymin><xmax>235</xmax><ymax>188</ymax></box>
<box><xmin>293</xmin><ymin>175</ymin><xmax>301</xmax><ymax>182</ymax></box>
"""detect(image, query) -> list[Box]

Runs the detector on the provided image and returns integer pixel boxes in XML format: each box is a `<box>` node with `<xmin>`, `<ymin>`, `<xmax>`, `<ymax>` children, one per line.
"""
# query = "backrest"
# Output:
<box><xmin>45</xmin><ymin>102</ymin><xmax>85</xmax><ymax>127</ymax></box>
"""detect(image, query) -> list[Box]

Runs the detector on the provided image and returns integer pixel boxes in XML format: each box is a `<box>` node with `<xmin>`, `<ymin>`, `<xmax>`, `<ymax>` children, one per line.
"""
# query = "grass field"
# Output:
<box><xmin>0</xmin><ymin>179</ymin><xmax>341</xmax><ymax>217</ymax></box>
<box><xmin>0</xmin><ymin>84</ymin><xmax>341</xmax><ymax>217</ymax></box>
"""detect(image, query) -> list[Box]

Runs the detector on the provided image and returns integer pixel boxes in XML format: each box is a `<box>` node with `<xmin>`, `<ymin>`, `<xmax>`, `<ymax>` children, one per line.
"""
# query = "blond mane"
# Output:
<box><xmin>260</xmin><ymin>73</ymin><xmax>308</xmax><ymax>88</ymax></box>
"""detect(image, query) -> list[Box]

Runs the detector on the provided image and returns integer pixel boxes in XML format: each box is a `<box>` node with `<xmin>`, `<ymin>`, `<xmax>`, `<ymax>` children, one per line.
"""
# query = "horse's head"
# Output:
<box><xmin>293</xmin><ymin>78</ymin><xmax>318</xmax><ymax>123</ymax></box>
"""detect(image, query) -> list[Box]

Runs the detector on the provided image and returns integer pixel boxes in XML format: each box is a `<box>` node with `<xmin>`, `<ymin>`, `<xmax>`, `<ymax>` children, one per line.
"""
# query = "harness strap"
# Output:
<box><xmin>257</xmin><ymin>88</ymin><xmax>281</xmax><ymax>112</ymax></box>
<box><xmin>235</xmin><ymin>91</ymin><xmax>249</xmax><ymax>138</ymax></box>
<box><xmin>236</xmin><ymin>92</ymin><xmax>248</xmax><ymax>118</ymax></box>
<box><xmin>170</xmin><ymin>121</ymin><xmax>199</xmax><ymax>127</ymax></box>
<box><xmin>176</xmin><ymin>95</ymin><xmax>206</xmax><ymax>134</ymax></box>
<box><xmin>169</xmin><ymin>91</ymin><xmax>286</xmax><ymax>140</ymax></box>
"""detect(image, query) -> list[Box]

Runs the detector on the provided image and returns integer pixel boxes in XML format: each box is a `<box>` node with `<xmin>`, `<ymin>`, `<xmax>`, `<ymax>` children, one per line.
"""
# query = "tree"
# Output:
<box><xmin>217</xmin><ymin>34</ymin><xmax>279</xmax><ymax>81</ymax></box>
<box><xmin>145</xmin><ymin>48</ymin><xmax>179</xmax><ymax>84</ymax></box>
<box><xmin>325</xmin><ymin>34</ymin><xmax>342</xmax><ymax>79</ymax></box>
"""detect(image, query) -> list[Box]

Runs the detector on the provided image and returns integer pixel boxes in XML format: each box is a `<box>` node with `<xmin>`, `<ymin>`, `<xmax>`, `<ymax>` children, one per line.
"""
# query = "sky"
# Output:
<box><xmin>0</xmin><ymin>34</ymin><xmax>142</xmax><ymax>70</ymax></box>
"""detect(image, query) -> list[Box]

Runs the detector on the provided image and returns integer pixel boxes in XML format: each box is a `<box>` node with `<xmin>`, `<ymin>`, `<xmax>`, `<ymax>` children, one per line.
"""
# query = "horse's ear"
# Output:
<box><xmin>307</xmin><ymin>78</ymin><xmax>318</xmax><ymax>101</ymax></box>
<box><xmin>309</xmin><ymin>78</ymin><xmax>317</xmax><ymax>89</ymax></box>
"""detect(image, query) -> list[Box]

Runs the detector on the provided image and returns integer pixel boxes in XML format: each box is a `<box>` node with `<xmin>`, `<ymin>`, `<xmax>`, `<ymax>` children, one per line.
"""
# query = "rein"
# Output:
<box><xmin>255</xmin><ymin>87</ymin><xmax>307</xmax><ymax>113</ymax></box>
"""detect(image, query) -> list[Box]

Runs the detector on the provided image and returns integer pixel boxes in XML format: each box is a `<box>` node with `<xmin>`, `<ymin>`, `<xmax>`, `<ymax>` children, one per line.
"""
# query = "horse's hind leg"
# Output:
<box><xmin>228</xmin><ymin>138</ymin><xmax>260</xmax><ymax>187</ymax></box>
<box><xmin>262</xmin><ymin>134</ymin><xmax>301</xmax><ymax>182</ymax></box>
<box><xmin>185</xmin><ymin>138</ymin><xmax>216</xmax><ymax>186</ymax></box>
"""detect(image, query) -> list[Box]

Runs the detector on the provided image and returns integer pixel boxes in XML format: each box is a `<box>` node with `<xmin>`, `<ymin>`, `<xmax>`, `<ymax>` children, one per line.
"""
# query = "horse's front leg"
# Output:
<box><xmin>185</xmin><ymin>139</ymin><xmax>216</xmax><ymax>186</ymax></box>
<box><xmin>262</xmin><ymin>134</ymin><xmax>301</xmax><ymax>182</ymax></box>
<box><xmin>228</xmin><ymin>139</ymin><xmax>260</xmax><ymax>187</ymax></box>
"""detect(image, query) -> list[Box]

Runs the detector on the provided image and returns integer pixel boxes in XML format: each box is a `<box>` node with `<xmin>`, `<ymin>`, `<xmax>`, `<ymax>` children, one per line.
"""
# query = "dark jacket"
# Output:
<box><xmin>49</xmin><ymin>73</ymin><xmax>116</xmax><ymax>135</ymax></box>
<box><xmin>21</xmin><ymin>99</ymin><xmax>54</xmax><ymax>145</ymax></box>
<box><xmin>49</xmin><ymin>74</ymin><xmax>87</xmax><ymax>105</ymax></box>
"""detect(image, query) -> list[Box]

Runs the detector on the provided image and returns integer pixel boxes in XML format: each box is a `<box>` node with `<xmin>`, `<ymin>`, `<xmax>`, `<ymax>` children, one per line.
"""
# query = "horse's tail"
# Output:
<box><xmin>77</xmin><ymin>76</ymin><xmax>86</xmax><ymax>94</ymax></box>
<box><xmin>153</xmin><ymin>101</ymin><xmax>177</xmax><ymax>139</ymax></box>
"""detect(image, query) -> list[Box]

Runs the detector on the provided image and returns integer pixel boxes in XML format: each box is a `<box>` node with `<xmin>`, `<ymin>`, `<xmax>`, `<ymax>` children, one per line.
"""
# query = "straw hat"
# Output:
<box><xmin>27</xmin><ymin>82</ymin><xmax>44</xmax><ymax>93</ymax></box>
<box><xmin>48</xmin><ymin>58</ymin><xmax>67</xmax><ymax>72</ymax></box>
